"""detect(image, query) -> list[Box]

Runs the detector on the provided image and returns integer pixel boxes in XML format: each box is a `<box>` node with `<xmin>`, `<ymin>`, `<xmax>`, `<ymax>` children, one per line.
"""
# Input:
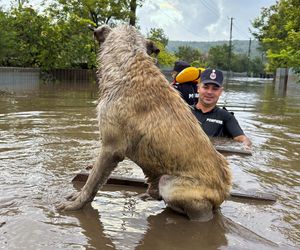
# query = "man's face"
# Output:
<box><xmin>198</xmin><ymin>83</ymin><xmax>223</xmax><ymax>106</ymax></box>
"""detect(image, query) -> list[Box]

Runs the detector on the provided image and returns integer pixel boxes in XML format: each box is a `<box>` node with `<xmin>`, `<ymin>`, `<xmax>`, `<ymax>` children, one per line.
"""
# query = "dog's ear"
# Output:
<box><xmin>146</xmin><ymin>40</ymin><xmax>160</xmax><ymax>56</ymax></box>
<box><xmin>94</xmin><ymin>25</ymin><xmax>112</xmax><ymax>43</ymax></box>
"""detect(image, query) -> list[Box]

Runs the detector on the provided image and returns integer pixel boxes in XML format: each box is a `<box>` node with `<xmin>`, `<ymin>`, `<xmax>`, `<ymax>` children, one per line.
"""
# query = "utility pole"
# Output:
<box><xmin>247</xmin><ymin>38</ymin><xmax>252</xmax><ymax>76</ymax></box>
<box><xmin>228</xmin><ymin>17</ymin><xmax>234</xmax><ymax>77</ymax></box>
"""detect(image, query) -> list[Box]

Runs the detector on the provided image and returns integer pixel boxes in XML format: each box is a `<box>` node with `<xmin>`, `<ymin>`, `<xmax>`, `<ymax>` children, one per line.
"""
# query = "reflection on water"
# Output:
<box><xmin>0</xmin><ymin>79</ymin><xmax>299</xmax><ymax>249</ymax></box>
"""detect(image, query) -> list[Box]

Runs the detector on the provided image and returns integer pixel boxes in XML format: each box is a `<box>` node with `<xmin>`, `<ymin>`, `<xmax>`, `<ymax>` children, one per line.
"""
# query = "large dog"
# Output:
<box><xmin>57</xmin><ymin>25</ymin><xmax>232</xmax><ymax>221</ymax></box>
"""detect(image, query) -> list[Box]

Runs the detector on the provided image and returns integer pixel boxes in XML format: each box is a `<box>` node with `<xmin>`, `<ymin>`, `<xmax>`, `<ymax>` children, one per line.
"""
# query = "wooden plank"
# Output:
<box><xmin>214</xmin><ymin>145</ymin><xmax>252</xmax><ymax>155</ymax></box>
<box><xmin>230</xmin><ymin>191</ymin><xmax>276</xmax><ymax>202</ymax></box>
<box><xmin>72</xmin><ymin>172</ymin><xmax>276</xmax><ymax>203</ymax></box>
<box><xmin>107</xmin><ymin>175</ymin><xmax>147</xmax><ymax>187</ymax></box>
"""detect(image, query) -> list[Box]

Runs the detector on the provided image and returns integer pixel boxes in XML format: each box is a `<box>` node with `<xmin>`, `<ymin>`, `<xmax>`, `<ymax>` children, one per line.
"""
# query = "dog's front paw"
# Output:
<box><xmin>56</xmin><ymin>191</ymin><xmax>85</xmax><ymax>211</ymax></box>
<box><xmin>56</xmin><ymin>199</ymin><xmax>85</xmax><ymax>211</ymax></box>
<box><xmin>66</xmin><ymin>191</ymin><xmax>81</xmax><ymax>201</ymax></box>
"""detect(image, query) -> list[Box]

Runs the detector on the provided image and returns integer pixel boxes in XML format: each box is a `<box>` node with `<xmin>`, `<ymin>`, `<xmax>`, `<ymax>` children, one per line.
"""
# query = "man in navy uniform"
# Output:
<box><xmin>192</xmin><ymin>68</ymin><xmax>252</xmax><ymax>149</ymax></box>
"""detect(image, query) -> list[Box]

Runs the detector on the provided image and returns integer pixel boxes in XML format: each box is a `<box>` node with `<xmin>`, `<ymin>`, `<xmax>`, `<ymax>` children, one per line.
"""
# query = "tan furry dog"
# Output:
<box><xmin>57</xmin><ymin>24</ymin><xmax>232</xmax><ymax>221</ymax></box>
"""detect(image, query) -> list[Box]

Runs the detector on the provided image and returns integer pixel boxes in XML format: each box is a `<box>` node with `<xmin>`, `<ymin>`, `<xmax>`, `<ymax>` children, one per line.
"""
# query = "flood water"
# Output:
<box><xmin>0</xmin><ymin>77</ymin><xmax>299</xmax><ymax>249</ymax></box>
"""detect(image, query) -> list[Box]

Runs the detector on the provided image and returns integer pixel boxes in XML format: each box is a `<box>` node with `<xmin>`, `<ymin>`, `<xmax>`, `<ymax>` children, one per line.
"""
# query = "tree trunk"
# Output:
<box><xmin>129</xmin><ymin>0</ymin><xmax>137</xmax><ymax>26</ymax></box>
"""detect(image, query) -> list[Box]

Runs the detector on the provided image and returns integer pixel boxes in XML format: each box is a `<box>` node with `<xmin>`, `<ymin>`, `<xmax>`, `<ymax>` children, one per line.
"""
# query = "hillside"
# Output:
<box><xmin>167</xmin><ymin>40</ymin><xmax>262</xmax><ymax>58</ymax></box>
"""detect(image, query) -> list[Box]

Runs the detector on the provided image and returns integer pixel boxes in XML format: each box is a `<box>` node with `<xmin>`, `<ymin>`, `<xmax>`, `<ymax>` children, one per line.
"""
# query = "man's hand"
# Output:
<box><xmin>233</xmin><ymin>135</ymin><xmax>252</xmax><ymax>150</ymax></box>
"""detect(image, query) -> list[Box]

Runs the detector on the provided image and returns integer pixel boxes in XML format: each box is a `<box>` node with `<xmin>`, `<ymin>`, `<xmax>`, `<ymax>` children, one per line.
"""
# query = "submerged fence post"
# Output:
<box><xmin>275</xmin><ymin>68</ymin><xmax>288</xmax><ymax>96</ymax></box>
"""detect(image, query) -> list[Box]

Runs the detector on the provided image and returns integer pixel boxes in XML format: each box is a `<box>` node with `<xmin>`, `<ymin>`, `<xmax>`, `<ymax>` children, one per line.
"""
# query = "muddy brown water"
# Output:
<box><xmin>0</xmin><ymin>78</ymin><xmax>299</xmax><ymax>249</ymax></box>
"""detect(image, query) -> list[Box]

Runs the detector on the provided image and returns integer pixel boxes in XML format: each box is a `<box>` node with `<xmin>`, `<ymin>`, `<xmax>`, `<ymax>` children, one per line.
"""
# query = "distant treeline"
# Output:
<box><xmin>167</xmin><ymin>40</ymin><xmax>261</xmax><ymax>59</ymax></box>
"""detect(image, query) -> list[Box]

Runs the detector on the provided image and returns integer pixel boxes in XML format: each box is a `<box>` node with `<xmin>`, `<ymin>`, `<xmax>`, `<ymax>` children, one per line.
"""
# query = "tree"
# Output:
<box><xmin>230</xmin><ymin>53</ymin><xmax>248</xmax><ymax>73</ymax></box>
<box><xmin>250</xmin><ymin>56</ymin><xmax>265</xmax><ymax>76</ymax></box>
<box><xmin>41</xmin><ymin>14</ymin><xmax>96</xmax><ymax>69</ymax></box>
<box><xmin>174</xmin><ymin>45</ymin><xmax>205</xmax><ymax>66</ymax></box>
<box><xmin>129</xmin><ymin>0</ymin><xmax>137</xmax><ymax>26</ymax></box>
<box><xmin>252</xmin><ymin>0</ymin><xmax>300</xmax><ymax>72</ymax></box>
<box><xmin>0</xmin><ymin>10</ymin><xmax>15</xmax><ymax>66</ymax></box>
<box><xmin>0</xmin><ymin>4</ymin><xmax>97</xmax><ymax>70</ymax></box>
<box><xmin>129</xmin><ymin>0</ymin><xmax>145</xmax><ymax>26</ymax></box>
<box><xmin>207</xmin><ymin>44</ymin><xmax>230</xmax><ymax>70</ymax></box>
<box><xmin>1</xmin><ymin>1</ymin><xmax>188</xmax><ymax>70</ymax></box>
<box><xmin>0</xmin><ymin>0</ymin><xmax>148</xmax><ymax>69</ymax></box>
<box><xmin>147</xmin><ymin>28</ymin><xmax>176</xmax><ymax>67</ymax></box>
<box><xmin>47</xmin><ymin>0</ymin><xmax>145</xmax><ymax>28</ymax></box>
<box><xmin>3</xmin><ymin>6</ymin><xmax>50</xmax><ymax>67</ymax></box>
<box><xmin>42</xmin><ymin>0</ymin><xmax>146</xmax><ymax>69</ymax></box>
<box><xmin>147</xmin><ymin>28</ymin><xmax>168</xmax><ymax>47</ymax></box>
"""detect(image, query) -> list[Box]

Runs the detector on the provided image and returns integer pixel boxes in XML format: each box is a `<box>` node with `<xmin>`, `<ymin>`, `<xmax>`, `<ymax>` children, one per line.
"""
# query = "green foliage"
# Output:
<box><xmin>147</xmin><ymin>28</ymin><xmax>176</xmax><ymax>67</ymax></box>
<box><xmin>193</xmin><ymin>43</ymin><xmax>265</xmax><ymax>74</ymax></box>
<box><xmin>0</xmin><ymin>10</ymin><xmax>15</xmax><ymax>65</ymax></box>
<box><xmin>168</xmin><ymin>40</ymin><xmax>262</xmax><ymax>59</ymax></box>
<box><xmin>190</xmin><ymin>60</ymin><xmax>207</xmax><ymax>68</ymax></box>
<box><xmin>0</xmin><ymin>0</ymin><xmax>144</xmax><ymax>70</ymax></box>
<box><xmin>154</xmin><ymin>41</ymin><xmax>177</xmax><ymax>68</ymax></box>
<box><xmin>231</xmin><ymin>53</ymin><xmax>249</xmax><ymax>73</ymax></box>
<box><xmin>0</xmin><ymin>5</ymin><xmax>97</xmax><ymax>70</ymax></box>
<box><xmin>169</xmin><ymin>40</ymin><xmax>266</xmax><ymax>74</ymax></box>
<box><xmin>250</xmin><ymin>56</ymin><xmax>265</xmax><ymax>76</ymax></box>
<box><xmin>147</xmin><ymin>28</ymin><xmax>168</xmax><ymax>47</ymax></box>
<box><xmin>174</xmin><ymin>46</ymin><xmax>205</xmax><ymax>66</ymax></box>
<box><xmin>252</xmin><ymin>0</ymin><xmax>300</xmax><ymax>72</ymax></box>
<box><xmin>45</xmin><ymin>15</ymin><xmax>96</xmax><ymax>70</ymax></box>
<box><xmin>47</xmin><ymin>0</ymin><xmax>144</xmax><ymax>27</ymax></box>
<box><xmin>0</xmin><ymin>7</ymin><xmax>46</xmax><ymax>67</ymax></box>
<box><xmin>207</xmin><ymin>44</ymin><xmax>230</xmax><ymax>70</ymax></box>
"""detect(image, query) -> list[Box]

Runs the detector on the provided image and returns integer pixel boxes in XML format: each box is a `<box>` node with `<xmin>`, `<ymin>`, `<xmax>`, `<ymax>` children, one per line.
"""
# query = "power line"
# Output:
<box><xmin>153</xmin><ymin>0</ymin><xmax>227</xmax><ymax>41</ymax></box>
<box><xmin>233</xmin><ymin>22</ymin><xmax>251</xmax><ymax>40</ymax></box>
<box><xmin>152</xmin><ymin>2</ymin><xmax>208</xmax><ymax>41</ymax></box>
<box><xmin>202</xmin><ymin>0</ymin><xmax>219</xmax><ymax>12</ymax></box>
<box><xmin>192</xmin><ymin>0</ymin><xmax>254</xmax><ymax>41</ymax></box>
<box><xmin>161</xmin><ymin>0</ymin><xmax>251</xmax><ymax>41</ymax></box>
<box><xmin>199</xmin><ymin>0</ymin><xmax>220</xmax><ymax>18</ymax></box>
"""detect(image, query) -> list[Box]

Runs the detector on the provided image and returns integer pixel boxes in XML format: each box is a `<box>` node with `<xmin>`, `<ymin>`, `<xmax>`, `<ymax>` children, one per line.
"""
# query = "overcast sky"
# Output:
<box><xmin>1</xmin><ymin>0</ymin><xmax>277</xmax><ymax>42</ymax></box>
<box><xmin>137</xmin><ymin>0</ymin><xmax>277</xmax><ymax>41</ymax></box>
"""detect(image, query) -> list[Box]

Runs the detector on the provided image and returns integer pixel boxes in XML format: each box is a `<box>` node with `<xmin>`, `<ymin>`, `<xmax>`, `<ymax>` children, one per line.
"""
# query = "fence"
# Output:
<box><xmin>45</xmin><ymin>68</ymin><xmax>96</xmax><ymax>83</ymax></box>
<box><xmin>274</xmin><ymin>68</ymin><xmax>300</xmax><ymax>96</ymax></box>
<box><xmin>0</xmin><ymin>67</ymin><xmax>40</xmax><ymax>93</ymax></box>
<box><xmin>3</xmin><ymin>67</ymin><xmax>292</xmax><ymax>95</ymax></box>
